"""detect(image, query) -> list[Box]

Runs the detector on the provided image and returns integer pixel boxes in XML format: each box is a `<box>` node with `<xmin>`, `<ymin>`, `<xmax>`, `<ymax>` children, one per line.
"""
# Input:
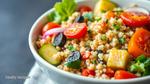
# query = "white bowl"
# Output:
<box><xmin>29</xmin><ymin>0</ymin><xmax>150</xmax><ymax>84</ymax></box>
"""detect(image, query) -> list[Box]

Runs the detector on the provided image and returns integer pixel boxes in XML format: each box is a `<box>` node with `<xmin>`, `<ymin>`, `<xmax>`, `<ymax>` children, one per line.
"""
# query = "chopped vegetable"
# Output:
<box><xmin>119</xmin><ymin>37</ymin><xmax>126</xmax><ymax>44</ymax></box>
<box><xmin>64</xmin><ymin>23</ymin><xmax>87</xmax><ymax>39</ymax></box>
<box><xmin>113</xmin><ymin>24</ymin><xmax>120</xmax><ymax>30</ymax></box>
<box><xmin>53</xmin><ymin>33</ymin><xmax>66</xmax><ymax>47</ymax></box>
<box><xmin>65</xmin><ymin>51</ymin><xmax>81</xmax><ymax>69</ymax></box>
<box><xmin>114</xmin><ymin>70</ymin><xmax>137</xmax><ymax>79</ymax></box>
<box><xmin>66</xmin><ymin>45</ymin><xmax>76</xmax><ymax>51</ymax></box>
<box><xmin>101</xmin><ymin>34</ymin><xmax>107</xmax><ymax>41</ymax></box>
<box><xmin>92</xmin><ymin>60</ymin><xmax>97</xmax><ymax>64</ymax></box>
<box><xmin>105</xmin><ymin>11</ymin><xmax>115</xmax><ymax>19</ymax></box>
<box><xmin>42</xmin><ymin>27</ymin><xmax>65</xmax><ymax>39</ymax></box>
<box><xmin>129</xmin><ymin>63</ymin><xmax>145</xmax><ymax>74</ymax></box>
<box><xmin>125</xmin><ymin>7</ymin><xmax>149</xmax><ymax>15</ymax></box>
<box><xmin>143</xmin><ymin>58</ymin><xmax>150</xmax><ymax>76</ymax></box>
<box><xmin>42</xmin><ymin>22</ymin><xmax>60</xmax><ymax>35</ymax></box>
<box><xmin>83</xmin><ymin>12</ymin><xmax>94</xmax><ymax>21</ymax></box>
<box><xmin>99</xmin><ymin>22</ymin><xmax>108</xmax><ymax>33</ymax></box>
<box><xmin>82</xmin><ymin>69</ymin><xmax>95</xmax><ymax>76</ymax></box>
<box><xmin>38</xmin><ymin>44</ymin><xmax>61</xmax><ymax>65</ymax></box>
<box><xmin>81</xmin><ymin>51</ymin><xmax>91</xmax><ymax>60</ymax></box>
<box><xmin>107</xmin><ymin>48</ymin><xmax>129</xmax><ymax>70</ymax></box>
<box><xmin>135</xmin><ymin>55</ymin><xmax>147</xmax><ymax>63</ymax></box>
<box><xmin>95</xmin><ymin>17</ymin><xmax>101</xmax><ymax>21</ymax></box>
<box><xmin>129</xmin><ymin>55</ymin><xmax>150</xmax><ymax>76</ymax></box>
<box><xmin>106</xmin><ymin>67</ymin><xmax>115</xmax><ymax>77</ymax></box>
<box><xmin>94</xmin><ymin>0</ymin><xmax>117</xmax><ymax>16</ymax></box>
<box><xmin>128</xmin><ymin>28</ymin><xmax>150</xmax><ymax>58</ymax></box>
<box><xmin>121</xmin><ymin>11</ymin><xmax>150</xmax><ymax>27</ymax></box>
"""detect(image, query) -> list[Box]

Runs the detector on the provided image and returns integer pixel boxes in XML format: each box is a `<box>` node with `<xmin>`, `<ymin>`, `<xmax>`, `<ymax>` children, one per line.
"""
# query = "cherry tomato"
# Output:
<box><xmin>128</xmin><ymin>28</ymin><xmax>150</xmax><ymax>58</ymax></box>
<box><xmin>106</xmin><ymin>67</ymin><xmax>115</xmax><ymax>77</ymax></box>
<box><xmin>42</xmin><ymin>22</ymin><xmax>60</xmax><ymax>35</ymax></box>
<box><xmin>114</xmin><ymin>70</ymin><xmax>137</xmax><ymax>79</ymax></box>
<box><xmin>82</xmin><ymin>69</ymin><xmax>95</xmax><ymax>76</ymax></box>
<box><xmin>120</xmin><ymin>12</ymin><xmax>150</xmax><ymax>27</ymax></box>
<box><xmin>78</xmin><ymin>5</ymin><xmax>92</xmax><ymax>14</ymax></box>
<box><xmin>64</xmin><ymin>23</ymin><xmax>87</xmax><ymax>39</ymax></box>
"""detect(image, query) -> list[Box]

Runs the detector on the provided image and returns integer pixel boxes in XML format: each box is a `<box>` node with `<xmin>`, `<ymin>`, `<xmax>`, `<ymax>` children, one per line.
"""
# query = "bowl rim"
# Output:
<box><xmin>29</xmin><ymin>0</ymin><xmax>150</xmax><ymax>83</ymax></box>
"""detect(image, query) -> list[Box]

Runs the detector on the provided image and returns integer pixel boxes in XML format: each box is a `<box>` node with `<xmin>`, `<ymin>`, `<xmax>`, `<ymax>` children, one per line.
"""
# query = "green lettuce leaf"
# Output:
<box><xmin>54</xmin><ymin>0</ymin><xmax>77</xmax><ymax>21</ymax></box>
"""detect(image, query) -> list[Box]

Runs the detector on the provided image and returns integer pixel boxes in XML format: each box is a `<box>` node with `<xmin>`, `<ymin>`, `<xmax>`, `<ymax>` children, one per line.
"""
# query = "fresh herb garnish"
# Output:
<box><xmin>66</xmin><ymin>45</ymin><xmax>76</xmax><ymax>51</ymax></box>
<box><xmin>101</xmin><ymin>34</ymin><xmax>107</xmax><ymax>41</ymax></box>
<box><xmin>95</xmin><ymin>17</ymin><xmax>101</xmax><ymax>21</ymax></box>
<box><xmin>119</xmin><ymin>37</ymin><xmax>126</xmax><ymax>44</ymax></box>
<box><xmin>113</xmin><ymin>24</ymin><xmax>120</xmax><ymax>30</ymax></box>
<box><xmin>129</xmin><ymin>55</ymin><xmax>150</xmax><ymax>76</ymax></box>
<box><xmin>92</xmin><ymin>60</ymin><xmax>97</xmax><ymax>64</ymax></box>
<box><xmin>135</xmin><ymin>55</ymin><xmax>147</xmax><ymax>63</ymax></box>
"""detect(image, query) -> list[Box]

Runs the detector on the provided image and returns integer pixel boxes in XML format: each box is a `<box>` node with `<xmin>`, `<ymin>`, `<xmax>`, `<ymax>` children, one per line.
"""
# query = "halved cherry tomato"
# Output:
<box><xmin>82</xmin><ymin>69</ymin><xmax>95</xmax><ymax>76</ymax></box>
<box><xmin>121</xmin><ymin>12</ymin><xmax>150</xmax><ymax>27</ymax></box>
<box><xmin>64</xmin><ymin>23</ymin><xmax>87</xmax><ymax>39</ymax></box>
<box><xmin>78</xmin><ymin>5</ymin><xmax>92</xmax><ymax>14</ymax></box>
<box><xmin>42</xmin><ymin>22</ymin><xmax>60</xmax><ymax>35</ymax></box>
<box><xmin>114</xmin><ymin>70</ymin><xmax>137</xmax><ymax>79</ymax></box>
<box><xmin>106</xmin><ymin>67</ymin><xmax>115</xmax><ymax>77</ymax></box>
<box><xmin>128</xmin><ymin>28</ymin><xmax>150</xmax><ymax>58</ymax></box>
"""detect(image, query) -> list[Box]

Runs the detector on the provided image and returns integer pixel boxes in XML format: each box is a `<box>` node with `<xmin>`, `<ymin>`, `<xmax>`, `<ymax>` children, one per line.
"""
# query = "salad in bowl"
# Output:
<box><xmin>29</xmin><ymin>0</ymin><xmax>150</xmax><ymax>83</ymax></box>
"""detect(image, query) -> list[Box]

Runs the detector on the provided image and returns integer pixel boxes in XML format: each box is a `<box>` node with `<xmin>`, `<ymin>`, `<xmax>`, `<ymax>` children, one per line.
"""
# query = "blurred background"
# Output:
<box><xmin>0</xmin><ymin>0</ymin><xmax>60</xmax><ymax>83</ymax></box>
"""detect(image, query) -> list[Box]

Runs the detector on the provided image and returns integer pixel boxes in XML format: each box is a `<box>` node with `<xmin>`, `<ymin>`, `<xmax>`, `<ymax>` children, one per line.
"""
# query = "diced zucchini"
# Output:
<box><xmin>94</xmin><ymin>0</ymin><xmax>117</xmax><ymax>16</ymax></box>
<box><xmin>107</xmin><ymin>48</ymin><xmax>129</xmax><ymax>70</ymax></box>
<box><xmin>38</xmin><ymin>44</ymin><xmax>61</xmax><ymax>65</ymax></box>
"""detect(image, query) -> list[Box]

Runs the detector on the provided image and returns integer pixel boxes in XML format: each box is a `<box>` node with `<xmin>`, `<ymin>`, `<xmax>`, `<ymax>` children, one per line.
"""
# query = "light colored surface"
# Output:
<box><xmin>24</xmin><ymin>63</ymin><xmax>56</xmax><ymax>84</ymax></box>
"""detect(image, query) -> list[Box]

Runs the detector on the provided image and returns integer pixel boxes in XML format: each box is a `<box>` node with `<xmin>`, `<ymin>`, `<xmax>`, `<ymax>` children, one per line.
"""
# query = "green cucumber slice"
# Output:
<box><xmin>38</xmin><ymin>44</ymin><xmax>61</xmax><ymax>65</ymax></box>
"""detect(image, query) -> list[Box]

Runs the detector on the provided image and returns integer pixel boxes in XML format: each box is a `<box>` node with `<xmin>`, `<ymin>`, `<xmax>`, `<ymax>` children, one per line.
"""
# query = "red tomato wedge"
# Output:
<box><xmin>121</xmin><ymin>12</ymin><xmax>150</xmax><ymax>27</ymax></box>
<box><xmin>42</xmin><ymin>22</ymin><xmax>60</xmax><ymax>35</ymax></box>
<box><xmin>128</xmin><ymin>28</ymin><xmax>150</xmax><ymax>58</ymax></box>
<box><xmin>78</xmin><ymin>5</ymin><xmax>92</xmax><ymax>14</ymax></box>
<box><xmin>106</xmin><ymin>67</ymin><xmax>115</xmax><ymax>77</ymax></box>
<box><xmin>64</xmin><ymin>23</ymin><xmax>87</xmax><ymax>39</ymax></box>
<box><xmin>114</xmin><ymin>70</ymin><xmax>137</xmax><ymax>79</ymax></box>
<box><xmin>82</xmin><ymin>69</ymin><xmax>95</xmax><ymax>76</ymax></box>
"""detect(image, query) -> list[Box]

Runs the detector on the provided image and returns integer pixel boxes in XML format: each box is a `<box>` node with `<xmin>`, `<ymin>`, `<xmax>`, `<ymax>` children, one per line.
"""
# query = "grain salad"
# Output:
<box><xmin>36</xmin><ymin>0</ymin><xmax>150</xmax><ymax>80</ymax></box>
